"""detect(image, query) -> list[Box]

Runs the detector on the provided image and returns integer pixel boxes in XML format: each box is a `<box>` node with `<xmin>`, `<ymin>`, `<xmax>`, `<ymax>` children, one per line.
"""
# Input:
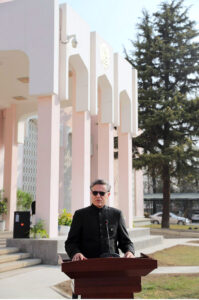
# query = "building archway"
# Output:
<box><xmin>0</xmin><ymin>49</ymin><xmax>34</xmax><ymax>230</ymax></box>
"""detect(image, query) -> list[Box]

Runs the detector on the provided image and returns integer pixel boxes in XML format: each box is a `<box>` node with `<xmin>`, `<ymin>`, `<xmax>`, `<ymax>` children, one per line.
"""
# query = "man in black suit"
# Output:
<box><xmin>65</xmin><ymin>179</ymin><xmax>135</xmax><ymax>261</ymax></box>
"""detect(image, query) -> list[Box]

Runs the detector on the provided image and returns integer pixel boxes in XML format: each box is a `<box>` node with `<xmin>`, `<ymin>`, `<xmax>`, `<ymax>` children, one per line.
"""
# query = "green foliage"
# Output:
<box><xmin>135</xmin><ymin>274</ymin><xmax>199</xmax><ymax>299</ymax></box>
<box><xmin>149</xmin><ymin>245</ymin><xmax>199</xmax><ymax>266</ymax></box>
<box><xmin>58</xmin><ymin>209</ymin><xmax>72</xmax><ymax>226</ymax></box>
<box><xmin>30</xmin><ymin>219</ymin><xmax>49</xmax><ymax>238</ymax></box>
<box><xmin>0</xmin><ymin>190</ymin><xmax>7</xmax><ymax>216</ymax></box>
<box><xmin>125</xmin><ymin>0</ymin><xmax>199</xmax><ymax>228</ymax></box>
<box><xmin>17</xmin><ymin>190</ymin><xmax>33</xmax><ymax>211</ymax></box>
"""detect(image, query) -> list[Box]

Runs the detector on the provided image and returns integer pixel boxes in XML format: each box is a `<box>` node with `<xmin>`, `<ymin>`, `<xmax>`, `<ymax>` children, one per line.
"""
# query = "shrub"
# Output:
<box><xmin>0</xmin><ymin>190</ymin><xmax>7</xmax><ymax>216</ymax></box>
<box><xmin>30</xmin><ymin>219</ymin><xmax>49</xmax><ymax>238</ymax></box>
<box><xmin>58</xmin><ymin>209</ymin><xmax>72</xmax><ymax>226</ymax></box>
<box><xmin>17</xmin><ymin>190</ymin><xmax>33</xmax><ymax>211</ymax></box>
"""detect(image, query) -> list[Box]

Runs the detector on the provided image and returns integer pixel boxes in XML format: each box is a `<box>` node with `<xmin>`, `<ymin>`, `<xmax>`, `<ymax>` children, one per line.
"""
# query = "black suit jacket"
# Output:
<box><xmin>65</xmin><ymin>204</ymin><xmax>135</xmax><ymax>259</ymax></box>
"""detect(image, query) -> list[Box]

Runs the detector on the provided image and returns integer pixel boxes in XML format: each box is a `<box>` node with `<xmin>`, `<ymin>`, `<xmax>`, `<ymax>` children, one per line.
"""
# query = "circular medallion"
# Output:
<box><xmin>100</xmin><ymin>43</ymin><xmax>110</xmax><ymax>70</ymax></box>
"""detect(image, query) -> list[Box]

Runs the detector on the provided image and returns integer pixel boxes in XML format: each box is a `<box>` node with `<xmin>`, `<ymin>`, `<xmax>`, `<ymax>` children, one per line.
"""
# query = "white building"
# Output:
<box><xmin>0</xmin><ymin>0</ymin><xmax>143</xmax><ymax>237</ymax></box>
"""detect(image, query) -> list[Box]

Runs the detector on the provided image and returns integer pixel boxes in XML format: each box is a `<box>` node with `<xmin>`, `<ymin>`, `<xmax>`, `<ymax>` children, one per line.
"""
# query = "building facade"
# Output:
<box><xmin>0</xmin><ymin>0</ymin><xmax>143</xmax><ymax>237</ymax></box>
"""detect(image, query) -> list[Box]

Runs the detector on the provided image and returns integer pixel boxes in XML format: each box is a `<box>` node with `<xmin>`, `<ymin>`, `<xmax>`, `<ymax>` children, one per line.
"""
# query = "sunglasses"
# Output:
<box><xmin>91</xmin><ymin>191</ymin><xmax>107</xmax><ymax>196</ymax></box>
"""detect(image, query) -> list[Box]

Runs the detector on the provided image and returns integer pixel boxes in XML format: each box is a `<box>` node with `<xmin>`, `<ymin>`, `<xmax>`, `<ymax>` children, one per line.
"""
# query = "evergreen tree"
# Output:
<box><xmin>125</xmin><ymin>0</ymin><xmax>199</xmax><ymax>227</ymax></box>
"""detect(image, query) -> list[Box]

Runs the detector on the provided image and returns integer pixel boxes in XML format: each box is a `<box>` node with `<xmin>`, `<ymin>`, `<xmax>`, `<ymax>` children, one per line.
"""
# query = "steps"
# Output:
<box><xmin>134</xmin><ymin>217</ymin><xmax>151</xmax><ymax>227</ymax></box>
<box><xmin>0</xmin><ymin>252</ymin><xmax>30</xmax><ymax>263</ymax></box>
<box><xmin>0</xmin><ymin>239</ymin><xmax>6</xmax><ymax>247</ymax></box>
<box><xmin>0</xmin><ymin>247</ymin><xmax>20</xmax><ymax>255</ymax></box>
<box><xmin>0</xmin><ymin>233</ymin><xmax>42</xmax><ymax>273</ymax></box>
<box><xmin>0</xmin><ymin>231</ymin><xmax>11</xmax><ymax>248</ymax></box>
<box><xmin>128</xmin><ymin>227</ymin><xmax>163</xmax><ymax>251</ymax></box>
<box><xmin>0</xmin><ymin>231</ymin><xmax>12</xmax><ymax>238</ymax></box>
<box><xmin>134</xmin><ymin>235</ymin><xmax>163</xmax><ymax>250</ymax></box>
<box><xmin>0</xmin><ymin>258</ymin><xmax>42</xmax><ymax>273</ymax></box>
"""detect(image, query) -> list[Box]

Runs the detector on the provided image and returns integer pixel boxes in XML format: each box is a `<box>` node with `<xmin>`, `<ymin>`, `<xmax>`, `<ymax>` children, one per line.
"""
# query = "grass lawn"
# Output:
<box><xmin>148</xmin><ymin>245</ymin><xmax>199</xmax><ymax>266</ymax></box>
<box><xmin>135</xmin><ymin>274</ymin><xmax>199</xmax><ymax>299</ymax></box>
<box><xmin>134</xmin><ymin>245</ymin><xmax>199</xmax><ymax>298</ymax></box>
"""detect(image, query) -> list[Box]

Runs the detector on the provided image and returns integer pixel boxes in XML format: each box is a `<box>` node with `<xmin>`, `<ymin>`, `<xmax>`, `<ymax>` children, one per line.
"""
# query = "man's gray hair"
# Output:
<box><xmin>90</xmin><ymin>179</ymin><xmax>111</xmax><ymax>192</ymax></box>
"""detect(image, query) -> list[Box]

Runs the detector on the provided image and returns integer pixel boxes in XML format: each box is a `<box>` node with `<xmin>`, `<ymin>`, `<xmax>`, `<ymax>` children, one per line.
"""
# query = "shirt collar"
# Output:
<box><xmin>91</xmin><ymin>203</ymin><xmax>107</xmax><ymax>212</ymax></box>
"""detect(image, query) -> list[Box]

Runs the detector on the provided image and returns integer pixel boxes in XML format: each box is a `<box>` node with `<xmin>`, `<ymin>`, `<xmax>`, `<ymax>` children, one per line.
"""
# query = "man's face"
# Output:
<box><xmin>91</xmin><ymin>184</ymin><xmax>110</xmax><ymax>208</ymax></box>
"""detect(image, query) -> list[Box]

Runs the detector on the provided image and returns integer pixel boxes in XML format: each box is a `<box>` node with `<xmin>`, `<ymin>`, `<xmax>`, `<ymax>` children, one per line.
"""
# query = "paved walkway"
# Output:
<box><xmin>0</xmin><ymin>237</ymin><xmax>198</xmax><ymax>299</ymax></box>
<box><xmin>0</xmin><ymin>264</ymin><xmax>67</xmax><ymax>299</ymax></box>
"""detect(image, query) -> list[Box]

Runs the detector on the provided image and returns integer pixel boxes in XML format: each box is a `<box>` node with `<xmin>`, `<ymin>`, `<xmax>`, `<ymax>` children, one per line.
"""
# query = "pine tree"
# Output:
<box><xmin>125</xmin><ymin>0</ymin><xmax>199</xmax><ymax>228</ymax></box>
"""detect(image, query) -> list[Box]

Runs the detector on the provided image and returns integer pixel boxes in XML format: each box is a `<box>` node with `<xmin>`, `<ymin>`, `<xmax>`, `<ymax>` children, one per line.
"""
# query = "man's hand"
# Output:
<box><xmin>124</xmin><ymin>251</ymin><xmax>135</xmax><ymax>258</ymax></box>
<box><xmin>72</xmin><ymin>253</ymin><xmax>87</xmax><ymax>261</ymax></box>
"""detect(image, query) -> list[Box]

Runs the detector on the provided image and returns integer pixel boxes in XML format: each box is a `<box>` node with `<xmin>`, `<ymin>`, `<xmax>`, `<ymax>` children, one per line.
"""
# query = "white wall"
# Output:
<box><xmin>0</xmin><ymin>0</ymin><xmax>59</xmax><ymax>96</ymax></box>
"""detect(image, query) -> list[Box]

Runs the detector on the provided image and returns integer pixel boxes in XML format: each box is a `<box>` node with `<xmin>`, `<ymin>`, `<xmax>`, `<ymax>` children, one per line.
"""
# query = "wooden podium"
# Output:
<box><xmin>61</xmin><ymin>254</ymin><xmax>157</xmax><ymax>299</ymax></box>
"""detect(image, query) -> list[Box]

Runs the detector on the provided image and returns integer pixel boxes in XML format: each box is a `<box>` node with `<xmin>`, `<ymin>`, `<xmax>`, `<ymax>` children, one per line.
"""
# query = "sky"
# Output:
<box><xmin>59</xmin><ymin>0</ymin><xmax>199</xmax><ymax>55</ymax></box>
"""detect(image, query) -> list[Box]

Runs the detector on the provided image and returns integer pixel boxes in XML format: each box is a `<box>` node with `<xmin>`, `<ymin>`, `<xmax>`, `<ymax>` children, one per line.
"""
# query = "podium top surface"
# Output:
<box><xmin>61</xmin><ymin>255</ymin><xmax>157</xmax><ymax>279</ymax></box>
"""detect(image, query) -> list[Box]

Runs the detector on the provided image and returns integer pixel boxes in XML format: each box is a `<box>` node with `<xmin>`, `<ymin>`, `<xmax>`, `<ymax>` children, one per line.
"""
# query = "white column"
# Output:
<box><xmin>98</xmin><ymin>123</ymin><xmax>114</xmax><ymax>206</ymax></box>
<box><xmin>134</xmin><ymin>169</ymin><xmax>144</xmax><ymax>217</ymax></box>
<box><xmin>3</xmin><ymin>105</ymin><xmax>17</xmax><ymax>231</ymax></box>
<box><xmin>36</xmin><ymin>95</ymin><xmax>60</xmax><ymax>237</ymax></box>
<box><xmin>118</xmin><ymin>129</ymin><xmax>133</xmax><ymax>229</ymax></box>
<box><xmin>59</xmin><ymin>121</ymin><xmax>65</xmax><ymax>212</ymax></box>
<box><xmin>72</xmin><ymin>110</ymin><xmax>91</xmax><ymax>213</ymax></box>
<box><xmin>0</xmin><ymin>110</ymin><xmax>4</xmax><ymax>190</ymax></box>
<box><xmin>59</xmin><ymin>145</ymin><xmax>64</xmax><ymax>212</ymax></box>
<box><xmin>71</xmin><ymin>66</ymin><xmax>91</xmax><ymax>213</ymax></box>
<box><xmin>91</xmin><ymin>115</ymin><xmax>98</xmax><ymax>182</ymax></box>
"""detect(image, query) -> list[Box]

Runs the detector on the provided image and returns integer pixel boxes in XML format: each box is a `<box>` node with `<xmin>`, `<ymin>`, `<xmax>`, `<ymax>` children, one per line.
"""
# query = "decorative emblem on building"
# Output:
<box><xmin>100</xmin><ymin>43</ymin><xmax>110</xmax><ymax>70</ymax></box>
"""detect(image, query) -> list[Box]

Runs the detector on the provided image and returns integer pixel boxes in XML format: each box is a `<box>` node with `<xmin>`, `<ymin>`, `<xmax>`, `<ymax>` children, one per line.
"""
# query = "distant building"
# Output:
<box><xmin>144</xmin><ymin>193</ymin><xmax>199</xmax><ymax>218</ymax></box>
<box><xmin>22</xmin><ymin>118</ymin><xmax>37</xmax><ymax>201</ymax></box>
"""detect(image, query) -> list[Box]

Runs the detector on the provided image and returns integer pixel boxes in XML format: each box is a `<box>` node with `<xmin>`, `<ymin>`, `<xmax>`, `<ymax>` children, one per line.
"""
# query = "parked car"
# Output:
<box><xmin>191</xmin><ymin>210</ymin><xmax>199</xmax><ymax>222</ymax></box>
<box><xmin>150</xmin><ymin>212</ymin><xmax>191</xmax><ymax>225</ymax></box>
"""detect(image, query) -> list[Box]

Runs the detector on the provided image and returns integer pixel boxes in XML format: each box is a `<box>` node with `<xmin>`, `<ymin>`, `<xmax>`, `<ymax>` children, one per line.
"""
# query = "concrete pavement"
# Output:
<box><xmin>0</xmin><ymin>264</ymin><xmax>67</xmax><ymax>299</ymax></box>
<box><xmin>0</xmin><ymin>237</ymin><xmax>198</xmax><ymax>299</ymax></box>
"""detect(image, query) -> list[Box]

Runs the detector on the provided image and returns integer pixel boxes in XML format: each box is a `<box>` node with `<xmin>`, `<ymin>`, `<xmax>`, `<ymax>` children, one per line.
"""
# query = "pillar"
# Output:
<box><xmin>118</xmin><ymin>129</ymin><xmax>133</xmax><ymax>229</ymax></box>
<box><xmin>36</xmin><ymin>95</ymin><xmax>60</xmax><ymax>237</ymax></box>
<box><xmin>91</xmin><ymin>115</ymin><xmax>98</xmax><ymax>182</ymax></box>
<box><xmin>97</xmin><ymin>84</ymin><xmax>114</xmax><ymax>206</ymax></box>
<box><xmin>3</xmin><ymin>105</ymin><xmax>17</xmax><ymax>231</ymax></box>
<box><xmin>59</xmin><ymin>122</ymin><xmax>65</xmax><ymax>212</ymax></box>
<box><xmin>72</xmin><ymin>110</ymin><xmax>91</xmax><ymax>213</ymax></box>
<box><xmin>71</xmin><ymin>65</ymin><xmax>91</xmax><ymax>213</ymax></box>
<box><xmin>0</xmin><ymin>110</ymin><xmax>4</xmax><ymax>190</ymax></box>
<box><xmin>134</xmin><ymin>169</ymin><xmax>144</xmax><ymax>217</ymax></box>
<box><xmin>98</xmin><ymin>123</ymin><xmax>114</xmax><ymax>206</ymax></box>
